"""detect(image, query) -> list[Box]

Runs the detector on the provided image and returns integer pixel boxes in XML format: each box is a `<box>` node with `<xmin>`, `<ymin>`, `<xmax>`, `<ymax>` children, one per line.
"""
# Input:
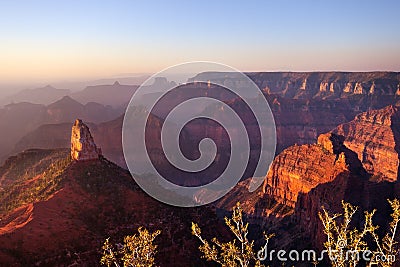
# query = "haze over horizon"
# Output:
<box><xmin>1</xmin><ymin>0</ymin><xmax>400</xmax><ymax>86</ymax></box>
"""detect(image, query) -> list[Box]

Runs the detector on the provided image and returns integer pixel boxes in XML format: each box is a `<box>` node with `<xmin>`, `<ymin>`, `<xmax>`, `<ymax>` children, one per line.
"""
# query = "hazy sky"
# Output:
<box><xmin>1</xmin><ymin>0</ymin><xmax>400</xmax><ymax>83</ymax></box>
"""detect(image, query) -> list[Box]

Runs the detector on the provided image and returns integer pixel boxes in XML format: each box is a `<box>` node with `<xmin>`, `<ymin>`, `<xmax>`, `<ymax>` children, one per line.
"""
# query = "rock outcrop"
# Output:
<box><xmin>256</xmin><ymin>128</ymin><xmax>397</xmax><ymax>250</ymax></box>
<box><xmin>332</xmin><ymin>105</ymin><xmax>400</xmax><ymax>182</ymax></box>
<box><xmin>262</xmin><ymin>136</ymin><xmax>349</xmax><ymax>207</ymax></box>
<box><xmin>256</xmin><ymin>106</ymin><xmax>400</xmax><ymax>250</ymax></box>
<box><xmin>259</xmin><ymin>104</ymin><xmax>400</xmax><ymax>215</ymax></box>
<box><xmin>262</xmin><ymin>104</ymin><xmax>400</xmax><ymax>207</ymax></box>
<box><xmin>70</xmin><ymin>119</ymin><xmax>101</xmax><ymax>161</ymax></box>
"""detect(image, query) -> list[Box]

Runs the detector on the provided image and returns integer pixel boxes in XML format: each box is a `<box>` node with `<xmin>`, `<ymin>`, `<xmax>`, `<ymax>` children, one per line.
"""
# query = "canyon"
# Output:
<box><xmin>0</xmin><ymin>72</ymin><xmax>400</xmax><ymax>265</ymax></box>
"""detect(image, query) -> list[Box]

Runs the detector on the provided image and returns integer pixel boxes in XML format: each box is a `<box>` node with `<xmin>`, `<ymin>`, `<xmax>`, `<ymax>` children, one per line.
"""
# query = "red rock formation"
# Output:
<box><xmin>262</xmin><ymin>137</ymin><xmax>348</xmax><ymax>207</ymax></box>
<box><xmin>256</xmin><ymin>106</ymin><xmax>400</xmax><ymax>249</ymax></box>
<box><xmin>332</xmin><ymin>105</ymin><xmax>400</xmax><ymax>182</ymax></box>
<box><xmin>259</xmin><ymin>104</ymin><xmax>400</xmax><ymax>219</ymax></box>
<box><xmin>271</xmin><ymin>97</ymin><xmax>350</xmax><ymax>153</ymax></box>
<box><xmin>70</xmin><ymin>119</ymin><xmax>101</xmax><ymax>161</ymax></box>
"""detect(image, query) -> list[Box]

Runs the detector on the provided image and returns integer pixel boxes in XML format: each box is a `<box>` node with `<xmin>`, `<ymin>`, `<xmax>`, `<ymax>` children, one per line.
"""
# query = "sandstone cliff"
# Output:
<box><xmin>192</xmin><ymin>71</ymin><xmax>400</xmax><ymax>99</ymax></box>
<box><xmin>260</xmin><ymin>105</ymin><xmax>400</xmax><ymax>216</ymax></box>
<box><xmin>331</xmin><ymin>105</ymin><xmax>400</xmax><ymax>182</ymax></box>
<box><xmin>255</xmin><ymin>105</ymin><xmax>400</xmax><ymax>251</ymax></box>
<box><xmin>262</xmin><ymin>133</ymin><xmax>357</xmax><ymax>208</ymax></box>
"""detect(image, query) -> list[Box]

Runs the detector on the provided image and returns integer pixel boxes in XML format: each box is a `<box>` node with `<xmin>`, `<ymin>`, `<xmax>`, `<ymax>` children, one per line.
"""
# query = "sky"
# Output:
<box><xmin>1</xmin><ymin>0</ymin><xmax>400</xmax><ymax>84</ymax></box>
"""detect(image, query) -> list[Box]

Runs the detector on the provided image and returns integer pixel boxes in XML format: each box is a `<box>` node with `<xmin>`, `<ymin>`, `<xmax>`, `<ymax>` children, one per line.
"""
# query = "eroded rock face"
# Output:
<box><xmin>271</xmin><ymin>97</ymin><xmax>351</xmax><ymax>153</ymax></box>
<box><xmin>228</xmin><ymin>105</ymin><xmax>400</xmax><ymax>251</ymax></box>
<box><xmin>211</xmin><ymin>72</ymin><xmax>400</xmax><ymax>98</ymax></box>
<box><xmin>261</xmin><ymin>130</ymin><xmax>369</xmax><ymax>209</ymax></box>
<box><xmin>257</xmin><ymin>130</ymin><xmax>389</xmax><ymax>250</ymax></box>
<box><xmin>70</xmin><ymin>119</ymin><xmax>101</xmax><ymax>161</ymax></box>
<box><xmin>262</xmin><ymin>142</ymin><xmax>348</xmax><ymax>207</ymax></box>
<box><xmin>332</xmin><ymin>105</ymin><xmax>400</xmax><ymax>182</ymax></box>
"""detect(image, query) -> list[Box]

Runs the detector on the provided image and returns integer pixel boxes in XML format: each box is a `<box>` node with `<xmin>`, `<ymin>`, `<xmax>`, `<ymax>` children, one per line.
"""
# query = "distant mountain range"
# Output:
<box><xmin>0</xmin><ymin>96</ymin><xmax>123</xmax><ymax>165</ymax></box>
<box><xmin>0</xmin><ymin>81</ymin><xmax>139</xmax><ymax>108</ymax></box>
<box><xmin>3</xmin><ymin>72</ymin><xmax>400</xmax><ymax>108</ymax></box>
<box><xmin>70</xmin><ymin>81</ymin><xmax>138</xmax><ymax>107</ymax></box>
<box><xmin>0</xmin><ymin>85</ymin><xmax>70</xmax><ymax>106</ymax></box>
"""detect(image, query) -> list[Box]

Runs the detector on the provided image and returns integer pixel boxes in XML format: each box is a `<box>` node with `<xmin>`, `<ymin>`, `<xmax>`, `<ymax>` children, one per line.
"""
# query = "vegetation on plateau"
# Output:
<box><xmin>0</xmin><ymin>151</ymin><xmax>71</xmax><ymax>216</ymax></box>
<box><xmin>319</xmin><ymin>199</ymin><xmax>400</xmax><ymax>267</ymax></box>
<box><xmin>191</xmin><ymin>202</ymin><xmax>273</xmax><ymax>267</ymax></box>
<box><xmin>100</xmin><ymin>200</ymin><xmax>400</xmax><ymax>266</ymax></box>
<box><xmin>100</xmin><ymin>227</ymin><xmax>161</xmax><ymax>267</ymax></box>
